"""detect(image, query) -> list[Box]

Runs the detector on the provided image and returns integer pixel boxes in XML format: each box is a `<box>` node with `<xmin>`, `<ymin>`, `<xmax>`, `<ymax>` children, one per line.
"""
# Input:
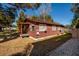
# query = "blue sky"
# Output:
<box><xmin>1</xmin><ymin>3</ymin><xmax>74</xmax><ymax>25</ymax></box>
<box><xmin>23</xmin><ymin>3</ymin><xmax>74</xmax><ymax>25</ymax></box>
<box><xmin>51</xmin><ymin>3</ymin><xmax>74</xmax><ymax>25</ymax></box>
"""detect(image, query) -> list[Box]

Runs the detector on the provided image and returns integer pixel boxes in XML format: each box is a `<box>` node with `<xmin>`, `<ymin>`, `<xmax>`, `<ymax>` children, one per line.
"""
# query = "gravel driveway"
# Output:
<box><xmin>47</xmin><ymin>38</ymin><xmax>79</xmax><ymax>56</ymax></box>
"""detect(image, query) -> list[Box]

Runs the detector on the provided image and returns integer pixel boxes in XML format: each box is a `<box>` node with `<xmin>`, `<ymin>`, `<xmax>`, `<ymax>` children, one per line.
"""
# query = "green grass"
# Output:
<box><xmin>54</xmin><ymin>33</ymin><xmax>72</xmax><ymax>41</ymax></box>
<box><xmin>10</xmin><ymin>33</ymin><xmax>72</xmax><ymax>56</ymax></box>
<box><xmin>29</xmin><ymin>33</ymin><xmax>72</xmax><ymax>56</ymax></box>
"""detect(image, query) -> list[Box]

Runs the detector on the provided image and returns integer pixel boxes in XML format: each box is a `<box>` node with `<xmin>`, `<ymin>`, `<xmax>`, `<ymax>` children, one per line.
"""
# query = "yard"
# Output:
<box><xmin>0</xmin><ymin>30</ymin><xmax>19</xmax><ymax>42</ymax></box>
<box><xmin>0</xmin><ymin>37</ymin><xmax>34</xmax><ymax>56</ymax></box>
<box><xmin>30</xmin><ymin>33</ymin><xmax>72</xmax><ymax>56</ymax></box>
<box><xmin>0</xmin><ymin>33</ymin><xmax>72</xmax><ymax>56</ymax></box>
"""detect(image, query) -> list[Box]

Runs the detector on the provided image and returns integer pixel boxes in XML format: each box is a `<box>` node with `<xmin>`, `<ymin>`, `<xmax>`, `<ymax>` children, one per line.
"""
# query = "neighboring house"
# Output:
<box><xmin>18</xmin><ymin>18</ymin><xmax>66</xmax><ymax>38</ymax></box>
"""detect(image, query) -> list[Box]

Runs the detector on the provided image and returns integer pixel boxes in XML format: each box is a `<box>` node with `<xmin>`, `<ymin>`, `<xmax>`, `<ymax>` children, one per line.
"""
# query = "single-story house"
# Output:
<box><xmin>18</xmin><ymin>18</ymin><xmax>66</xmax><ymax>38</ymax></box>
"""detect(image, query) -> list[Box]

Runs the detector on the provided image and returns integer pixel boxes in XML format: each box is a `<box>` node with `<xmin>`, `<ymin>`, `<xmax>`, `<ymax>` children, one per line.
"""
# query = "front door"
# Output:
<box><xmin>22</xmin><ymin>24</ymin><xmax>29</xmax><ymax>34</ymax></box>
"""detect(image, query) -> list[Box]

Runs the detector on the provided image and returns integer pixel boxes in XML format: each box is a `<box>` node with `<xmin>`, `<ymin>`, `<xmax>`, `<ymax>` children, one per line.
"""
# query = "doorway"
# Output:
<box><xmin>22</xmin><ymin>24</ymin><xmax>29</xmax><ymax>34</ymax></box>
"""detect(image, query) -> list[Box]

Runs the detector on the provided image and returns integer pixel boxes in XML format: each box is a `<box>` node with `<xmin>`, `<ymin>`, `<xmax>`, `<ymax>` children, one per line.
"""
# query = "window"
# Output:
<box><xmin>39</xmin><ymin>24</ymin><xmax>47</xmax><ymax>32</ymax></box>
<box><xmin>52</xmin><ymin>26</ymin><xmax>57</xmax><ymax>31</ymax></box>
<box><xmin>30</xmin><ymin>24</ymin><xmax>35</xmax><ymax>31</ymax></box>
<box><xmin>32</xmin><ymin>26</ymin><xmax>34</xmax><ymax>31</ymax></box>
<box><xmin>58</xmin><ymin>27</ymin><xmax>61</xmax><ymax>30</ymax></box>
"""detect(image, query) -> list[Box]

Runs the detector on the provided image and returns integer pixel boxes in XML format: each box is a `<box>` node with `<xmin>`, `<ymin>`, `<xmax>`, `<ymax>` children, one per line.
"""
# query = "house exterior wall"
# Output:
<box><xmin>27</xmin><ymin>22</ymin><xmax>61</xmax><ymax>38</ymax></box>
<box><xmin>19</xmin><ymin>21</ymin><xmax>64</xmax><ymax>38</ymax></box>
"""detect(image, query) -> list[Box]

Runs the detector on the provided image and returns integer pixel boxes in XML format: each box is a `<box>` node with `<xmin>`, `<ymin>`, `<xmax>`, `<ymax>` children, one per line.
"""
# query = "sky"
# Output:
<box><xmin>51</xmin><ymin>3</ymin><xmax>74</xmax><ymax>25</ymax></box>
<box><xmin>24</xmin><ymin>3</ymin><xmax>74</xmax><ymax>25</ymax></box>
<box><xmin>1</xmin><ymin>3</ymin><xmax>74</xmax><ymax>26</ymax></box>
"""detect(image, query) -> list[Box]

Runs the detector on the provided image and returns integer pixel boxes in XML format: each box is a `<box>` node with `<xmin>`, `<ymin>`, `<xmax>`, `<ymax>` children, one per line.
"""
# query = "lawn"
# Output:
<box><xmin>0</xmin><ymin>33</ymin><xmax>72</xmax><ymax>56</ymax></box>
<box><xmin>0</xmin><ymin>37</ymin><xmax>34</xmax><ymax>56</ymax></box>
<box><xmin>12</xmin><ymin>33</ymin><xmax>72</xmax><ymax>56</ymax></box>
<box><xmin>29</xmin><ymin>33</ymin><xmax>72</xmax><ymax>56</ymax></box>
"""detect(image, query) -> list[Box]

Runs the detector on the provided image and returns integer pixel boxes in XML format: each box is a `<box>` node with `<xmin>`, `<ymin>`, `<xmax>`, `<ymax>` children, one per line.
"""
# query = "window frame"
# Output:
<box><xmin>39</xmin><ymin>24</ymin><xmax>47</xmax><ymax>32</ymax></box>
<box><xmin>52</xmin><ymin>26</ymin><xmax>57</xmax><ymax>31</ymax></box>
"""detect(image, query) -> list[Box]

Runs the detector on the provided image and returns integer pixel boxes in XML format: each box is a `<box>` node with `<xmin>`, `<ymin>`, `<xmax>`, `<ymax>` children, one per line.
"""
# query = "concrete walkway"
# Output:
<box><xmin>47</xmin><ymin>38</ymin><xmax>79</xmax><ymax>56</ymax></box>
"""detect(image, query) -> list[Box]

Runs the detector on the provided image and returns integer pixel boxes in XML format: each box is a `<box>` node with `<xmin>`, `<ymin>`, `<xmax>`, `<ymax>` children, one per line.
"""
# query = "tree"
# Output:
<box><xmin>39</xmin><ymin>14</ymin><xmax>53</xmax><ymax>23</ymax></box>
<box><xmin>31</xmin><ymin>16</ymin><xmax>38</xmax><ymax>20</ymax></box>
<box><xmin>0</xmin><ymin>3</ymin><xmax>41</xmax><ymax>27</ymax></box>
<box><xmin>0</xmin><ymin>10</ymin><xmax>5</xmax><ymax>26</ymax></box>
<box><xmin>71</xmin><ymin>4</ymin><xmax>79</xmax><ymax>28</ymax></box>
<box><xmin>0</xmin><ymin>4</ymin><xmax>16</xmax><ymax>27</ymax></box>
<box><xmin>8</xmin><ymin>3</ymin><xmax>41</xmax><ymax>10</ymax></box>
<box><xmin>19</xmin><ymin>11</ymin><xmax>26</xmax><ymax>21</ymax></box>
<box><xmin>5</xmin><ymin>8</ymin><xmax>16</xmax><ymax>26</ymax></box>
<box><xmin>45</xmin><ymin>15</ymin><xmax>53</xmax><ymax>22</ymax></box>
<box><xmin>17</xmin><ymin>10</ymin><xmax>26</xmax><ymax>26</ymax></box>
<box><xmin>39</xmin><ymin>4</ymin><xmax>53</xmax><ymax>22</ymax></box>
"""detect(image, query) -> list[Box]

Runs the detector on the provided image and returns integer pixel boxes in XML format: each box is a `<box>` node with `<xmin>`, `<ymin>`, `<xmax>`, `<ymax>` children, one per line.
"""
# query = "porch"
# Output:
<box><xmin>19</xmin><ymin>23</ymin><xmax>30</xmax><ymax>37</ymax></box>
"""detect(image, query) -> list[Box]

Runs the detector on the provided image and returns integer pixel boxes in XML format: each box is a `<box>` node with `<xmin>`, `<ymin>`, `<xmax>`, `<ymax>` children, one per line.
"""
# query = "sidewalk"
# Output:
<box><xmin>30</xmin><ymin>33</ymin><xmax>66</xmax><ymax>42</ymax></box>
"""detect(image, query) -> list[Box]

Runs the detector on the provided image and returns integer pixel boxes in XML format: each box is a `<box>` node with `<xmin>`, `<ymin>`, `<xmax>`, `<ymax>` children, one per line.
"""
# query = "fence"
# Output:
<box><xmin>70</xmin><ymin>29</ymin><xmax>79</xmax><ymax>39</ymax></box>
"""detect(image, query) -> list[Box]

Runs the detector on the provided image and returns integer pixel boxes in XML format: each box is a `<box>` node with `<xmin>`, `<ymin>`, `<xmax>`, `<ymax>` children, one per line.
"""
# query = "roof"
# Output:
<box><xmin>19</xmin><ymin>18</ymin><xmax>65</xmax><ymax>27</ymax></box>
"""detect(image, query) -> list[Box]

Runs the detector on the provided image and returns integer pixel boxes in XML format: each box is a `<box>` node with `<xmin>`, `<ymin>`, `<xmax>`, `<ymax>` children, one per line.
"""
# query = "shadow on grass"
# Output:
<box><xmin>30</xmin><ymin>33</ymin><xmax>72</xmax><ymax>56</ymax></box>
<box><xmin>12</xmin><ymin>33</ymin><xmax>72</xmax><ymax>56</ymax></box>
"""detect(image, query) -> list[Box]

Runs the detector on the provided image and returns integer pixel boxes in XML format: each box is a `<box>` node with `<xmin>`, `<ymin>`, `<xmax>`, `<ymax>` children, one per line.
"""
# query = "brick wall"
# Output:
<box><xmin>28</xmin><ymin>23</ymin><xmax>60</xmax><ymax>38</ymax></box>
<box><xmin>19</xmin><ymin>21</ymin><xmax>63</xmax><ymax>38</ymax></box>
